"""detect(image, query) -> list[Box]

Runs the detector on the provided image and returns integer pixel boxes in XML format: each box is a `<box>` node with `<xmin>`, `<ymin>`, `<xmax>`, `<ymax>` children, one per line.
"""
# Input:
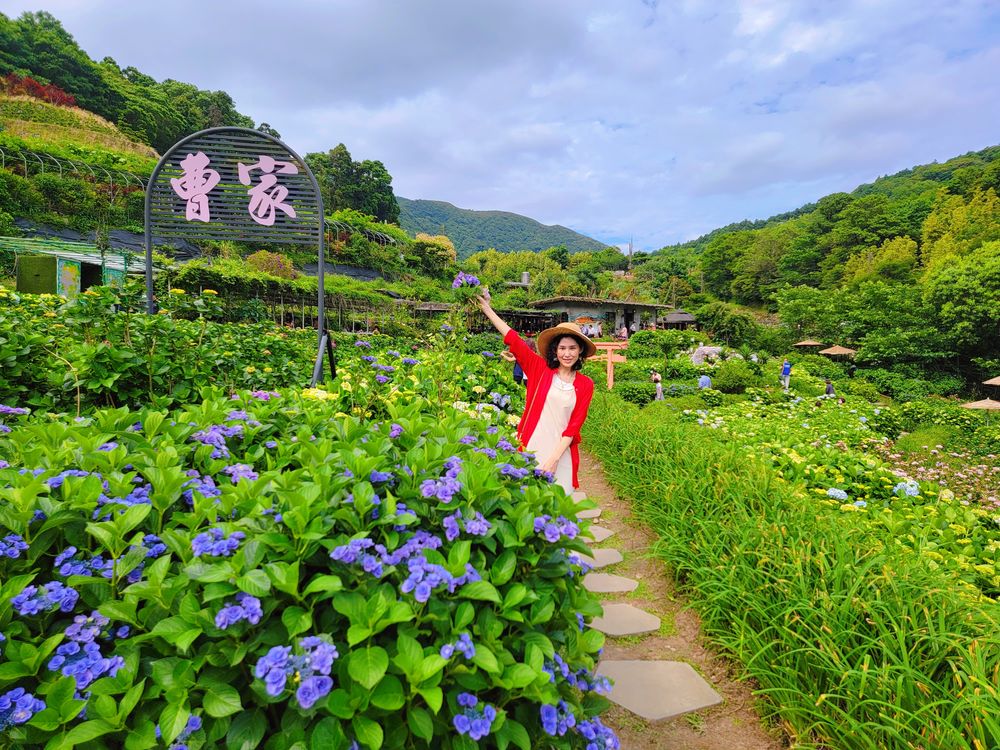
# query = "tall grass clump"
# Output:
<box><xmin>583</xmin><ymin>393</ymin><xmax>1000</xmax><ymax>750</ymax></box>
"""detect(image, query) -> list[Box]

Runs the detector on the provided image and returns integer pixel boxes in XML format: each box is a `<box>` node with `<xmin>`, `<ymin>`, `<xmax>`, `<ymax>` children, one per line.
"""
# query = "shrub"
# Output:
<box><xmin>246</xmin><ymin>250</ymin><xmax>299</xmax><ymax>279</ymax></box>
<box><xmin>699</xmin><ymin>389</ymin><xmax>723</xmax><ymax>408</ymax></box>
<box><xmin>0</xmin><ymin>392</ymin><xmax>611</xmax><ymax>748</ymax></box>
<box><xmin>613</xmin><ymin>381</ymin><xmax>655</xmax><ymax>405</ymax></box>
<box><xmin>712</xmin><ymin>358</ymin><xmax>760</xmax><ymax>394</ymax></box>
<box><xmin>839</xmin><ymin>378</ymin><xmax>882</xmax><ymax>402</ymax></box>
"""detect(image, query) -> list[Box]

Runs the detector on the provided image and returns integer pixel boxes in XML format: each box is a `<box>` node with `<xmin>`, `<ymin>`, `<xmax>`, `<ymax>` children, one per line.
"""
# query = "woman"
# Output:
<box><xmin>651</xmin><ymin>370</ymin><xmax>663</xmax><ymax>401</ymax></box>
<box><xmin>477</xmin><ymin>290</ymin><xmax>596</xmax><ymax>493</ymax></box>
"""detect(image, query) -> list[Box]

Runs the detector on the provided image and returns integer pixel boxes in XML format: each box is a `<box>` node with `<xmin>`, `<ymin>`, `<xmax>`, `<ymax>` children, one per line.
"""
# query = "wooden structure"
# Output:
<box><xmin>588</xmin><ymin>342</ymin><xmax>628</xmax><ymax>389</ymax></box>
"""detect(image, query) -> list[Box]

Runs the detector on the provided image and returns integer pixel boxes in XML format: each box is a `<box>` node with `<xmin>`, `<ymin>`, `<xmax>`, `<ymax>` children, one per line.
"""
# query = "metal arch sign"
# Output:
<box><xmin>144</xmin><ymin>126</ymin><xmax>334</xmax><ymax>384</ymax></box>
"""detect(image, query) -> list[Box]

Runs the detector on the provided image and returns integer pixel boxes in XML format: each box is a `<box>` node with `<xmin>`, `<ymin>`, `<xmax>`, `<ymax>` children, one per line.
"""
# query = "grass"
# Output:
<box><xmin>583</xmin><ymin>392</ymin><xmax>1000</xmax><ymax>750</ymax></box>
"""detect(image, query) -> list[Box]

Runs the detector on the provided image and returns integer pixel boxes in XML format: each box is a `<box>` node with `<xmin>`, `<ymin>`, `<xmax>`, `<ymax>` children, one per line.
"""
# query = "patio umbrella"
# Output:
<box><xmin>983</xmin><ymin>376</ymin><xmax>1000</xmax><ymax>386</ymax></box>
<box><xmin>818</xmin><ymin>345</ymin><xmax>857</xmax><ymax>357</ymax></box>
<box><xmin>960</xmin><ymin>397</ymin><xmax>1000</xmax><ymax>424</ymax></box>
<box><xmin>793</xmin><ymin>339</ymin><xmax>824</xmax><ymax>347</ymax></box>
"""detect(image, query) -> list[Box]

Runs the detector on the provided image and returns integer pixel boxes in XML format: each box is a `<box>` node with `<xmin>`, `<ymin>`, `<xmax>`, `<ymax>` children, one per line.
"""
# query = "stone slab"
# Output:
<box><xmin>577</xmin><ymin>508</ymin><xmax>602</xmax><ymax>520</ymax></box>
<box><xmin>581</xmin><ymin>524</ymin><xmax>615</xmax><ymax>543</ymax></box>
<box><xmin>597</xmin><ymin>660</ymin><xmax>723</xmax><ymax>721</ymax></box>
<box><xmin>578</xmin><ymin>548</ymin><xmax>624</xmax><ymax>569</ymax></box>
<box><xmin>583</xmin><ymin>573</ymin><xmax>638</xmax><ymax>593</ymax></box>
<box><xmin>590</xmin><ymin>603</ymin><xmax>660</xmax><ymax>636</ymax></box>
<box><xmin>572</xmin><ymin>490</ymin><xmax>587</xmax><ymax>501</ymax></box>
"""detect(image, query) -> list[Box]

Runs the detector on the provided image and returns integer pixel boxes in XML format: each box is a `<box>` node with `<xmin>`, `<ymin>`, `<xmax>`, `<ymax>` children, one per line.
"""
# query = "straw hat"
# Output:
<box><xmin>535</xmin><ymin>322</ymin><xmax>597</xmax><ymax>360</ymax></box>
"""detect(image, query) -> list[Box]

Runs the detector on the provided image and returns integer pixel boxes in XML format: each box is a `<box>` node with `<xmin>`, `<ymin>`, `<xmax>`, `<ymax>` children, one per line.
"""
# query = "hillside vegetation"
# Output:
<box><xmin>642</xmin><ymin>145</ymin><xmax>1000</xmax><ymax>384</ymax></box>
<box><xmin>0</xmin><ymin>94</ymin><xmax>158</xmax><ymax>163</ymax></box>
<box><xmin>398</xmin><ymin>197</ymin><xmax>609</xmax><ymax>259</ymax></box>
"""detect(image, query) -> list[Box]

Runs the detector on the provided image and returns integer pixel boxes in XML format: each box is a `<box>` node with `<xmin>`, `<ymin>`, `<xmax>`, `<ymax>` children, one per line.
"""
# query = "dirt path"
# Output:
<box><xmin>578</xmin><ymin>451</ymin><xmax>786</xmax><ymax>750</ymax></box>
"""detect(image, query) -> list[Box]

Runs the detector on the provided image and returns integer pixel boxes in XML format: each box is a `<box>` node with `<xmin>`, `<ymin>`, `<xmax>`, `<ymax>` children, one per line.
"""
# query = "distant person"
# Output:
<box><xmin>651</xmin><ymin>370</ymin><xmax>663</xmax><ymax>401</ymax></box>
<box><xmin>824</xmin><ymin>378</ymin><xmax>835</xmax><ymax>397</ymax></box>
<box><xmin>619</xmin><ymin>325</ymin><xmax>629</xmax><ymax>340</ymax></box>
<box><xmin>847</xmin><ymin>363</ymin><xmax>857</xmax><ymax>379</ymax></box>
<box><xmin>501</xmin><ymin>339</ymin><xmax>535</xmax><ymax>387</ymax></box>
<box><xmin>698</xmin><ymin>373</ymin><xmax>712</xmax><ymax>389</ymax></box>
<box><xmin>629</xmin><ymin>320</ymin><xmax>638</xmax><ymax>335</ymax></box>
<box><xmin>594</xmin><ymin>321</ymin><xmax>603</xmax><ymax>338</ymax></box>
<box><xmin>780</xmin><ymin>359</ymin><xmax>792</xmax><ymax>390</ymax></box>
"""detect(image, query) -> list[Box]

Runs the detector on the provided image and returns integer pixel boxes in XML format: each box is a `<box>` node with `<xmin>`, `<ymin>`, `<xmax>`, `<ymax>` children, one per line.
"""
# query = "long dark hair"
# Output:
<box><xmin>545</xmin><ymin>335</ymin><xmax>585</xmax><ymax>371</ymax></box>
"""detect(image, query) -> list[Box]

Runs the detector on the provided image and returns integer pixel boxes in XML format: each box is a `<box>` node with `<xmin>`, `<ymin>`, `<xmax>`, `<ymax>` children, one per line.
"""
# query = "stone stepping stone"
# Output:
<box><xmin>572</xmin><ymin>490</ymin><xmax>587</xmax><ymax>501</ymax></box>
<box><xmin>597</xmin><ymin>660</ymin><xmax>723</xmax><ymax>721</ymax></box>
<box><xmin>577</xmin><ymin>508</ymin><xmax>602</xmax><ymax>520</ymax></box>
<box><xmin>583</xmin><ymin>573</ymin><xmax>638</xmax><ymax>593</ymax></box>
<box><xmin>590</xmin><ymin>603</ymin><xmax>660</xmax><ymax>636</ymax></box>
<box><xmin>578</xmin><ymin>548</ymin><xmax>624</xmax><ymax>569</ymax></box>
<box><xmin>581</xmin><ymin>524</ymin><xmax>615</xmax><ymax>543</ymax></box>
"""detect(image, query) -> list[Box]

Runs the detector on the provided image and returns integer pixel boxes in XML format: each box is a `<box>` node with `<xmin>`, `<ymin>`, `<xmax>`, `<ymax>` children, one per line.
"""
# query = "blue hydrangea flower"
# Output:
<box><xmin>191</xmin><ymin>528</ymin><xmax>245</xmax><ymax>557</ymax></box>
<box><xmin>11</xmin><ymin>581</ymin><xmax>79</xmax><ymax>616</ymax></box>
<box><xmin>452</xmin><ymin>692</ymin><xmax>496</xmax><ymax>741</ymax></box>
<box><xmin>190</xmin><ymin>424</ymin><xmax>244</xmax><ymax>459</ymax></box>
<box><xmin>0</xmin><ymin>534</ymin><xmax>28</xmax><ymax>559</ymax></box>
<box><xmin>223</xmin><ymin>463</ymin><xmax>258</xmax><ymax>483</ymax></box>
<box><xmin>893</xmin><ymin>479</ymin><xmax>920</xmax><ymax>497</ymax></box>
<box><xmin>575</xmin><ymin>715</ymin><xmax>620</xmax><ymax>749</ymax></box>
<box><xmin>253</xmin><ymin>637</ymin><xmax>338</xmax><ymax>708</ymax></box>
<box><xmin>0</xmin><ymin>687</ymin><xmax>45</xmax><ymax>730</ymax></box>
<box><xmin>402</xmin><ymin>357</ymin><xmax>419</xmax><ymax>365</ymax></box>
<box><xmin>540</xmin><ymin>700</ymin><xmax>577</xmax><ymax>737</ymax></box>
<box><xmin>354</xmin><ymin>340</ymin><xmax>372</xmax><ymax>348</ymax></box>
<box><xmin>47</xmin><ymin>640</ymin><xmax>124</xmax><ymax>690</ymax></box>
<box><xmin>215</xmin><ymin>593</ymin><xmax>263</xmax><ymax>629</ymax></box>
<box><xmin>499</xmin><ymin>463</ymin><xmax>530</xmax><ymax>480</ymax></box>
<box><xmin>826</xmin><ymin>488</ymin><xmax>848</xmax><ymax>501</ymax></box>
<box><xmin>534</xmin><ymin>515</ymin><xmax>580</xmax><ymax>543</ymax></box>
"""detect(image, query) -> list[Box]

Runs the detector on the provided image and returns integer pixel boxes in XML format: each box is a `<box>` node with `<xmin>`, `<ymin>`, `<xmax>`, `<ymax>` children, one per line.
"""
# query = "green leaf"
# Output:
<box><xmin>302</xmin><ymin>574</ymin><xmax>343</xmax><ymax>597</ymax></box>
<box><xmin>226</xmin><ymin>709</ymin><xmax>266</xmax><ymax>750</ymax></box>
<box><xmin>351</xmin><ymin>714</ymin><xmax>383</xmax><ymax>750</ymax></box>
<box><xmin>98</xmin><ymin>599</ymin><xmax>139</xmax><ymax>626</ymax></box>
<box><xmin>503</xmin><ymin>663</ymin><xmax>538</xmax><ymax>688</ymax></box>
<box><xmin>453</xmin><ymin>601</ymin><xmax>475</xmax><ymax>631</ymax></box>
<box><xmin>407</xmin><ymin>707</ymin><xmax>434</xmax><ymax>742</ymax></box>
<box><xmin>237</xmin><ymin>569</ymin><xmax>271</xmax><ymax>597</ymax></box>
<box><xmin>460</xmin><ymin>580</ymin><xmax>501</xmax><ymax>603</ymax></box>
<box><xmin>393</xmin><ymin>633</ymin><xmax>423</xmax><ymax>679</ymax></box>
<box><xmin>282</xmin><ymin>606</ymin><xmax>313</xmax><ymax>637</ymax></box>
<box><xmin>347</xmin><ymin>646</ymin><xmax>389</xmax><ymax>690</ymax></box>
<box><xmin>203</xmin><ymin>681</ymin><xmax>243</xmax><ymax>717</ymax></box>
<box><xmin>471</xmin><ymin>645</ymin><xmax>501</xmax><ymax>674</ymax></box>
<box><xmin>490</xmin><ymin>550</ymin><xmax>517</xmax><ymax>585</ymax></box>
<box><xmin>497</xmin><ymin>718</ymin><xmax>532</xmax><ymax>750</ymax></box>
<box><xmin>417</xmin><ymin>686</ymin><xmax>443</xmax><ymax>714</ymax></box>
<box><xmin>310</xmin><ymin>717</ymin><xmax>347</xmax><ymax>750</ymax></box>
<box><xmin>416</xmin><ymin>654</ymin><xmax>447</xmax><ymax>684</ymax></box>
<box><xmin>265</xmin><ymin>560</ymin><xmax>300</xmax><ymax>595</ymax></box>
<box><xmin>115</xmin><ymin>502</ymin><xmax>152</xmax><ymax>536</ymax></box>
<box><xmin>370</xmin><ymin>675</ymin><xmax>405</xmax><ymax>711</ymax></box>
<box><xmin>159</xmin><ymin>701</ymin><xmax>190</xmax><ymax>744</ymax></box>
<box><xmin>60</xmin><ymin>718</ymin><xmax>117</xmax><ymax>745</ymax></box>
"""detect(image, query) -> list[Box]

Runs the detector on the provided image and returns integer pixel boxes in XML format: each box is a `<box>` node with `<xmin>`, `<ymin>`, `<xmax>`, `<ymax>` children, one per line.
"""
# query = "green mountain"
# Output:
<box><xmin>397</xmin><ymin>197</ymin><xmax>609</xmax><ymax>259</ymax></box>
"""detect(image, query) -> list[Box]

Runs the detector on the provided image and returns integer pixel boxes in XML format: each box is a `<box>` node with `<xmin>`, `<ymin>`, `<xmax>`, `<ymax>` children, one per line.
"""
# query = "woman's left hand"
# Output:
<box><xmin>539</xmin><ymin>455</ymin><xmax>559</xmax><ymax>475</ymax></box>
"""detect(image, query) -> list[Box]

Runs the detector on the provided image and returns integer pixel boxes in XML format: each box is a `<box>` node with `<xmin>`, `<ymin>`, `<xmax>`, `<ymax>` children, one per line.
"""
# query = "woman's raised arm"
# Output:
<box><xmin>476</xmin><ymin>289</ymin><xmax>511</xmax><ymax>338</ymax></box>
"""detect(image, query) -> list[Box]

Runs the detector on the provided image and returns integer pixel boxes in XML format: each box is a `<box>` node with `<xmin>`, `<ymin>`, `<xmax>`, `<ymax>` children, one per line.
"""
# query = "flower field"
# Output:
<box><xmin>0</xmin><ymin>294</ymin><xmax>618</xmax><ymax>749</ymax></box>
<box><xmin>585</xmin><ymin>390</ymin><xmax>1000</xmax><ymax>749</ymax></box>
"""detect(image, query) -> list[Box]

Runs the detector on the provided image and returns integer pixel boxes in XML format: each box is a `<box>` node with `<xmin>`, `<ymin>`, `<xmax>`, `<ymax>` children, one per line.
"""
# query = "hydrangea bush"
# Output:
<box><xmin>0</xmin><ymin>389</ymin><xmax>611</xmax><ymax>749</ymax></box>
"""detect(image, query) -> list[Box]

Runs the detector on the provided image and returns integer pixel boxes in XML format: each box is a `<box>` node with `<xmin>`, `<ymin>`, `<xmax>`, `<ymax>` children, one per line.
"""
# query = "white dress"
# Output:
<box><xmin>526</xmin><ymin>378</ymin><xmax>577</xmax><ymax>493</ymax></box>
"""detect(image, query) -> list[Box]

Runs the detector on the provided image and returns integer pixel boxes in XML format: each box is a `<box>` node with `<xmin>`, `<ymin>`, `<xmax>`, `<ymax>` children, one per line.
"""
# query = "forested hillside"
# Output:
<box><xmin>397</xmin><ymin>197</ymin><xmax>608</xmax><ymax>259</ymax></box>
<box><xmin>641</xmin><ymin>145</ymin><xmax>1000</xmax><ymax>382</ymax></box>
<box><xmin>0</xmin><ymin>11</ymin><xmax>255</xmax><ymax>152</ymax></box>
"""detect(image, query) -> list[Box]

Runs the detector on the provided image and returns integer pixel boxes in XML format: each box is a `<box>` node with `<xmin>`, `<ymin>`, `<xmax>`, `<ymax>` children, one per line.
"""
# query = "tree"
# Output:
<box><xmin>923</xmin><ymin>240</ymin><xmax>1000</xmax><ymax>355</ymax></box>
<box><xmin>699</xmin><ymin>231</ymin><xmax>754</xmax><ymax>298</ymax></box>
<box><xmin>841</xmin><ymin>236</ymin><xmax>918</xmax><ymax>286</ymax></box>
<box><xmin>543</xmin><ymin>245</ymin><xmax>570</xmax><ymax>269</ymax></box>
<box><xmin>256</xmin><ymin>122</ymin><xmax>282</xmax><ymax>139</ymax></box>
<box><xmin>920</xmin><ymin>188</ymin><xmax>1000</xmax><ymax>269</ymax></box>
<box><xmin>306</xmin><ymin>145</ymin><xmax>400</xmax><ymax>224</ymax></box>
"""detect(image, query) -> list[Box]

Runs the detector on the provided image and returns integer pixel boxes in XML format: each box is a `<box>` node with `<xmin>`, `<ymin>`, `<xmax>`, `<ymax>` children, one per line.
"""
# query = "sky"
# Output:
<box><xmin>3</xmin><ymin>0</ymin><xmax>1000</xmax><ymax>250</ymax></box>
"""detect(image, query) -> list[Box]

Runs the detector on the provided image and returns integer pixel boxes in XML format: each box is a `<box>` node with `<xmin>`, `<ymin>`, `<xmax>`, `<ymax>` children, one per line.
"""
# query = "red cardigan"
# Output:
<box><xmin>504</xmin><ymin>329</ymin><xmax>594</xmax><ymax>488</ymax></box>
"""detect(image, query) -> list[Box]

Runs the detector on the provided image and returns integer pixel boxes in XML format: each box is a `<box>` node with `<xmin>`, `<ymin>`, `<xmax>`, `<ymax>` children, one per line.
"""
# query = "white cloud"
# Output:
<box><xmin>1</xmin><ymin>0</ymin><xmax>998</xmax><ymax>249</ymax></box>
